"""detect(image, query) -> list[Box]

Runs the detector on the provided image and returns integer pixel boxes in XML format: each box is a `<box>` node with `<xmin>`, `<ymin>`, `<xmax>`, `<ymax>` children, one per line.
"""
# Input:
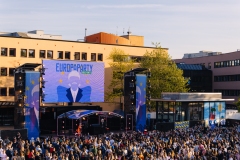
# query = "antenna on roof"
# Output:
<box><xmin>84</xmin><ymin>28</ymin><xmax>87</xmax><ymax>42</ymax></box>
<box><xmin>123</xmin><ymin>28</ymin><xmax>125</xmax><ymax>35</ymax></box>
<box><xmin>127</xmin><ymin>27</ymin><xmax>131</xmax><ymax>35</ymax></box>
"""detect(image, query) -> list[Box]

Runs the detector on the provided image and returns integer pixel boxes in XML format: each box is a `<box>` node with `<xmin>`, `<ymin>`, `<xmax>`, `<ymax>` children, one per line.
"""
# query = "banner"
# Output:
<box><xmin>175</xmin><ymin>121</ymin><xmax>189</xmax><ymax>129</ymax></box>
<box><xmin>204</xmin><ymin>102</ymin><xmax>226</xmax><ymax>126</ymax></box>
<box><xmin>42</xmin><ymin>60</ymin><xmax>104</xmax><ymax>103</ymax></box>
<box><xmin>135</xmin><ymin>74</ymin><xmax>147</xmax><ymax>132</ymax></box>
<box><xmin>24</xmin><ymin>71</ymin><xmax>40</xmax><ymax>139</ymax></box>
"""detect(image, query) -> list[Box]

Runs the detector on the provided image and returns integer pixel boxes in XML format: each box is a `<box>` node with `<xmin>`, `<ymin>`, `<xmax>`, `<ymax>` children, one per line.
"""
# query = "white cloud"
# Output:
<box><xmin>85</xmin><ymin>4</ymin><xmax>164</xmax><ymax>9</ymax></box>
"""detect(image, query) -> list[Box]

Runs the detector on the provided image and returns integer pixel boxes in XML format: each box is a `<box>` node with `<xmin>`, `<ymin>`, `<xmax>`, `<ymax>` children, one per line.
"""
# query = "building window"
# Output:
<box><xmin>82</xmin><ymin>52</ymin><xmax>87</xmax><ymax>60</ymax></box>
<box><xmin>74</xmin><ymin>52</ymin><xmax>80</xmax><ymax>60</ymax></box>
<box><xmin>0</xmin><ymin>68</ymin><xmax>7</xmax><ymax>76</ymax></box>
<box><xmin>131</xmin><ymin>56</ymin><xmax>143</xmax><ymax>62</ymax></box>
<box><xmin>8</xmin><ymin>88</ymin><xmax>15</xmax><ymax>96</ymax></box>
<box><xmin>1</xmin><ymin>48</ymin><xmax>7</xmax><ymax>56</ymax></box>
<box><xmin>208</xmin><ymin>62</ymin><xmax>211</xmax><ymax>69</ymax></box>
<box><xmin>58</xmin><ymin>51</ymin><xmax>63</xmax><ymax>59</ymax></box>
<box><xmin>65</xmin><ymin>51</ymin><xmax>71</xmax><ymax>59</ymax></box>
<box><xmin>47</xmin><ymin>50</ymin><xmax>53</xmax><ymax>59</ymax></box>
<box><xmin>21</xmin><ymin>49</ymin><xmax>27</xmax><ymax>57</ymax></box>
<box><xmin>0</xmin><ymin>88</ymin><xmax>7</xmax><ymax>96</ymax></box>
<box><xmin>98</xmin><ymin>53</ymin><xmax>103</xmax><ymax>61</ymax></box>
<box><xmin>39</xmin><ymin>50</ymin><xmax>46</xmax><ymax>58</ymax></box>
<box><xmin>9</xmin><ymin>48</ymin><xmax>16</xmax><ymax>57</ymax></box>
<box><xmin>91</xmin><ymin>53</ymin><xmax>96</xmax><ymax>61</ymax></box>
<box><xmin>9</xmin><ymin>68</ymin><xmax>15</xmax><ymax>76</ymax></box>
<box><xmin>29</xmin><ymin>49</ymin><xmax>35</xmax><ymax>58</ymax></box>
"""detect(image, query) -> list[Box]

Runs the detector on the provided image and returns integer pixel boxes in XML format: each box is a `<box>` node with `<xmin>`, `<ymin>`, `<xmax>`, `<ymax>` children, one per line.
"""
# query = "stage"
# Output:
<box><xmin>0</xmin><ymin>126</ymin><xmax>28</xmax><ymax>140</ymax></box>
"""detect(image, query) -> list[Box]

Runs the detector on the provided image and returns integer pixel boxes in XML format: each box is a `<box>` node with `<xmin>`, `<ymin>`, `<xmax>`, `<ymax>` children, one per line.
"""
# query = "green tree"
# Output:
<box><xmin>235</xmin><ymin>97</ymin><xmax>240</xmax><ymax>112</ymax></box>
<box><xmin>139</xmin><ymin>44</ymin><xmax>189</xmax><ymax>104</ymax></box>
<box><xmin>105</xmin><ymin>48</ymin><xmax>135</xmax><ymax>103</ymax></box>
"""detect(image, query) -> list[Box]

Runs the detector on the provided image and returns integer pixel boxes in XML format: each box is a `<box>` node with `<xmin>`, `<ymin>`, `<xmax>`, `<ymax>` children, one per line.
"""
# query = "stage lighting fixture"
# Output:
<box><xmin>39</xmin><ymin>68</ymin><xmax>46</xmax><ymax>75</ymax></box>
<box><xmin>147</xmin><ymin>72</ymin><xmax>151</xmax><ymax>78</ymax></box>
<box><xmin>41</xmin><ymin>80</ymin><xmax>46</xmax><ymax>88</ymax></box>
<box><xmin>130</xmin><ymin>72</ymin><xmax>134</xmax><ymax>76</ymax></box>
<box><xmin>41</xmin><ymin>93</ymin><xmax>46</xmax><ymax>102</ymax></box>
<box><xmin>83</xmin><ymin>117</ymin><xmax>85</xmax><ymax>120</ymax></box>
<box><xmin>130</xmin><ymin>95</ymin><xmax>134</xmax><ymax>100</ymax></box>
<box><xmin>147</xmin><ymin>95</ymin><xmax>151</xmax><ymax>101</ymax></box>
<box><xmin>129</xmin><ymin>83</ymin><xmax>134</xmax><ymax>88</ymax></box>
<box><xmin>148</xmin><ymin>84</ymin><xmax>151</xmax><ymax>89</ymax></box>
<box><xmin>17</xmin><ymin>108</ymin><xmax>22</xmax><ymax>113</ymax></box>
<box><xmin>18</xmin><ymin>94</ymin><xmax>23</xmax><ymax>100</ymax></box>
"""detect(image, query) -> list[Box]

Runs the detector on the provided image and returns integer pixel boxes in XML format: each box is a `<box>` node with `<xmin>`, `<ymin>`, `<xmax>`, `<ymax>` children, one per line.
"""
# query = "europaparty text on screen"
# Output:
<box><xmin>55</xmin><ymin>63</ymin><xmax>93</xmax><ymax>73</ymax></box>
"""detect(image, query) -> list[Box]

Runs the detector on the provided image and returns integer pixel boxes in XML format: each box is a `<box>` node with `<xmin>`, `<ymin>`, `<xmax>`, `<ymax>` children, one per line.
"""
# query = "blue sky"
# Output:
<box><xmin>0</xmin><ymin>0</ymin><xmax>239</xmax><ymax>59</ymax></box>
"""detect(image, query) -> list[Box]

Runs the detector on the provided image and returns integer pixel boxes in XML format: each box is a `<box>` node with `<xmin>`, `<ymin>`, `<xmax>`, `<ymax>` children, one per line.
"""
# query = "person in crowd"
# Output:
<box><xmin>2</xmin><ymin>123</ymin><xmax>240</xmax><ymax>160</ymax></box>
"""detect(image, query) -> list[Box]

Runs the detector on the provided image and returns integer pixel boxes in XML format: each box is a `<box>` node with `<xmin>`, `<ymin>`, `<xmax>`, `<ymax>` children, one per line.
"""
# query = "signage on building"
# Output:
<box><xmin>0</xmin><ymin>101</ymin><xmax>16</xmax><ymax>106</ymax></box>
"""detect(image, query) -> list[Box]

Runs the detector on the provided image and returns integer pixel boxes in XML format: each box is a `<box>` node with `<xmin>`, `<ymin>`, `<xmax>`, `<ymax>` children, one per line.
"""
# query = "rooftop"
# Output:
<box><xmin>176</xmin><ymin>63</ymin><xmax>205</xmax><ymax>70</ymax></box>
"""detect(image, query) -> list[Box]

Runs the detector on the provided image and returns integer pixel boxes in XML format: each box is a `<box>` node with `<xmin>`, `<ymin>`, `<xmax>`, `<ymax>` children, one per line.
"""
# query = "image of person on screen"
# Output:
<box><xmin>66</xmin><ymin>70</ymin><xmax>83</xmax><ymax>102</ymax></box>
<box><xmin>30</xmin><ymin>84</ymin><xmax>40</xmax><ymax>132</ymax></box>
<box><xmin>57</xmin><ymin>70</ymin><xmax>91</xmax><ymax>102</ymax></box>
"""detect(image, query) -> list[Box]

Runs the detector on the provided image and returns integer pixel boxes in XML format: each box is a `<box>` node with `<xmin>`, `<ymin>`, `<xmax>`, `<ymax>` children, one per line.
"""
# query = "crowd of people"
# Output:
<box><xmin>0</xmin><ymin>124</ymin><xmax>240</xmax><ymax>160</ymax></box>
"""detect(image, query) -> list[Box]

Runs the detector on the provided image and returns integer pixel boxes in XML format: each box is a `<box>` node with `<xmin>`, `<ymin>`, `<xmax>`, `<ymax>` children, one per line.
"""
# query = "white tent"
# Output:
<box><xmin>227</xmin><ymin>113</ymin><xmax>240</xmax><ymax>120</ymax></box>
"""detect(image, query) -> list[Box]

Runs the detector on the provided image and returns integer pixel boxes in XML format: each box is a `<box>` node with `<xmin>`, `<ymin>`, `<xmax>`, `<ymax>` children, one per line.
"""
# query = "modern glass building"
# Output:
<box><xmin>152</xmin><ymin>92</ymin><xmax>234</xmax><ymax>131</ymax></box>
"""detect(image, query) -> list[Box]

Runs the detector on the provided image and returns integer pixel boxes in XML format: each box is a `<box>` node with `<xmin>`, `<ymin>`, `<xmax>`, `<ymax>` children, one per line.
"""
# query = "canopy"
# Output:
<box><xmin>57</xmin><ymin>110</ymin><xmax>123</xmax><ymax>120</ymax></box>
<box><xmin>226</xmin><ymin>113</ymin><xmax>240</xmax><ymax>120</ymax></box>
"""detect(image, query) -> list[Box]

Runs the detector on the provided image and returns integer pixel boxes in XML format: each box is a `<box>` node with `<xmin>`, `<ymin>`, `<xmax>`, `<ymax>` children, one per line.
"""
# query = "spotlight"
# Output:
<box><xmin>147</xmin><ymin>95</ymin><xmax>151</xmax><ymax>101</ymax></box>
<box><xmin>39</xmin><ymin>68</ymin><xmax>46</xmax><ymax>75</ymax></box>
<box><xmin>41</xmin><ymin>80</ymin><xmax>46</xmax><ymax>88</ymax></box>
<box><xmin>147</xmin><ymin>72</ymin><xmax>151</xmax><ymax>78</ymax></box>
<box><xmin>148</xmin><ymin>84</ymin><xmax>151</xmax><ymax>89</ymax></box>
<box><xmin>18</xmin><ymin>94</ymin><xmax>23</xmax><ymax>100</ymax></box>
<box><xmin>130</xmin><ymin>95</ymin><xmax>134</xmax><ymax>99</ymax></box>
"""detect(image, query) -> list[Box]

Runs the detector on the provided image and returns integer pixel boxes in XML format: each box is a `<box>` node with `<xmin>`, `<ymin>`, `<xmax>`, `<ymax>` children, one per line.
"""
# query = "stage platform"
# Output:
<box><xmin>0</xmin><ymin>126</ymin><xmax>27</xmax><ymax>140</ymax></box>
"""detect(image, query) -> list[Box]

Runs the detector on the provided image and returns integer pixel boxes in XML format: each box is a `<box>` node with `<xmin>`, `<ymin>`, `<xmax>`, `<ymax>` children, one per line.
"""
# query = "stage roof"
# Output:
<box><xmin>16</xmin><ymin>63</ymin><xmax>41</xmax><ymax>70</ymax></box>
<box><xmin>57</xmin><ymin>110</ymin><xmax>123</xmax><ymax>119</ymax></box>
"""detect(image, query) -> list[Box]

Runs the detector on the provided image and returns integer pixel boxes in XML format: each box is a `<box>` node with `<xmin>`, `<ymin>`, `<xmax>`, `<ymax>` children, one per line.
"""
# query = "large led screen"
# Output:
<box><xmin>42</xmin><ymin>60</ymin><xmax>104</xmax><ymax>103</ymax></box>
<box><xmin>25</xmin><ymin>71</ymin><xmax>40</xmax><ymax>139</ymax></box>
<box><xmin>135</xmin><ymin>74</ymin><xmax>146</xmax><ymax>132</ymax></box>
